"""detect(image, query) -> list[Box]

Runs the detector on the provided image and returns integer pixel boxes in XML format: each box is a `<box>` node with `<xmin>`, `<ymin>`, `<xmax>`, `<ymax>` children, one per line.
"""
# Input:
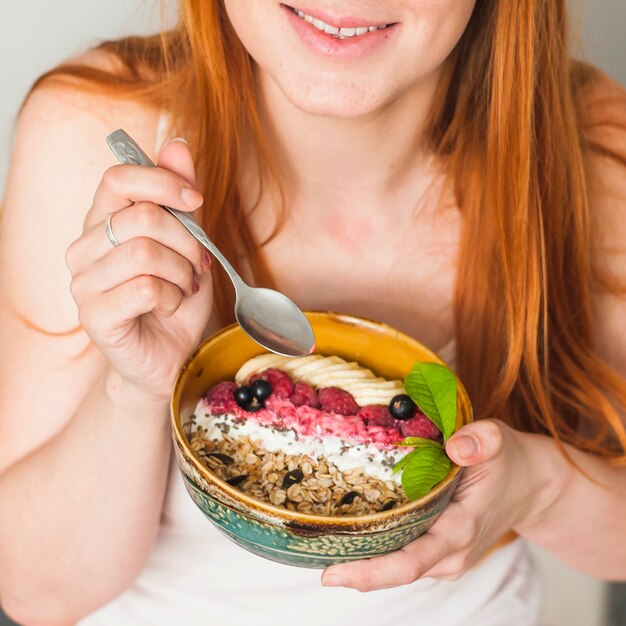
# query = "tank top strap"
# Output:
<box><xmin>154</xmin><ymin>111</ymin><xmax>173</xmax><ymax>155</ymax></box>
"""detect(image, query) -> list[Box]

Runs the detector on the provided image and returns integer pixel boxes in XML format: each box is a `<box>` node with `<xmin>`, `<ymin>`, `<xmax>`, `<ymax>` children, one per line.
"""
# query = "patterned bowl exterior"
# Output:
<box><xmin>171</xmin><ymin>312</ymin><xmax>472</xmax><ymax>569</ymax></box>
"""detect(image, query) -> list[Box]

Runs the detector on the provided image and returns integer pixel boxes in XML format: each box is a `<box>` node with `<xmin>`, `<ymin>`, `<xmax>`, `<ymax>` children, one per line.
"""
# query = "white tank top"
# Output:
<box><xmin>79</xmin><ymin>126</ymin><xmax>542</xmax><ymax>625</ymax></box>
<box><xmin>80</xmin><ymin>465</ymin><xmax>541</xmax><ymax>626</ymax></box>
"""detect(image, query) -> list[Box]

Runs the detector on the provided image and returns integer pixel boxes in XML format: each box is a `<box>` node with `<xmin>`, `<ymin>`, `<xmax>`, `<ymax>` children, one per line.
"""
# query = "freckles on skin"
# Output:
<box><xmin>294</xmin><ymin>75</ymin><xmax>374</xmax><ymax>117</ymax></box>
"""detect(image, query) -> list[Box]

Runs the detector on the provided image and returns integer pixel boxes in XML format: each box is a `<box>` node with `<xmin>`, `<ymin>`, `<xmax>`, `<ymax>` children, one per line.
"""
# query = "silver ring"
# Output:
<box><xmin>104</xmin><ymin>213</ymin><xmax>120</xmax><ymax>247</ymax></box>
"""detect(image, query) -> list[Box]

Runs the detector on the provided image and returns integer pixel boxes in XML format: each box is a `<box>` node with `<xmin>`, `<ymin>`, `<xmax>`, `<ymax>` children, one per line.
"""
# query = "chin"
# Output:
<box><xmin>275</xmin><ymin>74</ymin><xmax>391</xmax><ymax>119</ymax></box>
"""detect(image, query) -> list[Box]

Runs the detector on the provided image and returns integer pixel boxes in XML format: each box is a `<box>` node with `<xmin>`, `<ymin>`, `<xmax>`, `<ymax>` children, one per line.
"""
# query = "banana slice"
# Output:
<box><xmin>346</xmin><ymin>380</ymin><xmax>401</xmax><ymax>390</ymax></box>
<box><xmin>319</xmin><ymin>373</ymin><xmax>376</xmax><ymax>384</ymax></box>
<box><xmin>355</xmin><ymin>393</ymin><xmax>398</xmax><ymax>406</ymax></box>
<box><xmin>301</xmin><ymin>359</ymin><xmax>374</xmax><ymax>378</ymax></box>
<box><xmin>306</xmin><ymin>368</ymin><xmax>373</xmax><ymax>385</ymax></box>
<box><xmin>288</xmin><ymin>357</ymin><xmax>340</xmax><ymax>378</ymax></box>
<box><xmin>314</xmin><ymin>366</ymin><xmax>375</xmax><ymax>378</ymax></box>
<box><xmin>356</xmin><ymin>388</ymin><xmax>403</xmax><ymax>402</ymax></box>
<box><xmin>234</xmin><ymin>354</ymin><xmax>290</xmax><ymax>384</ymax></box>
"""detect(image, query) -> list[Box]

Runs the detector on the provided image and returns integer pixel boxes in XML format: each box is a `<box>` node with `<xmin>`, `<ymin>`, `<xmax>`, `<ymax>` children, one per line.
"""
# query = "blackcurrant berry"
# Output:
<box><xmin>250</xmin><ymin>379</ymin><xmax>272</xmax><ymax>401</ymax></box>
<box><xmin>233</xmin><ymin>386</ymin><xmax>264</xmax><ymax>412</ymax></box>
<box><xmin>389</xmin><ymin>394</ymin><xmax>417</xmax><ymax>421</ymax></box>
<box><xmin>234</xmin><ymin>386</ymin><xmax>252</xmax><ymax>408</ymax></box>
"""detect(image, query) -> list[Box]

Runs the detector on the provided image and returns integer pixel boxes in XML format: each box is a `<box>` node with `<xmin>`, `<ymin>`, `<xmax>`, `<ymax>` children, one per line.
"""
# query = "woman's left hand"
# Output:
<box><xmin>321</xmin><ymin>419</ymin><xmax>559</xmax><ymax>591</ymax></box>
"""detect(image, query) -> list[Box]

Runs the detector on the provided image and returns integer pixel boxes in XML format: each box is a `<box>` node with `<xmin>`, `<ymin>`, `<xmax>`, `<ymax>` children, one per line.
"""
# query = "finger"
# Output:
<box><xmin>74</xmin><ymin>237</ymin><xmax>198</xmax><ymax>298</ymax></box>
<box><xmin>79</xmin><ymin>275</ymin><xmax>185</xmax><ymax>339</ymax></box>
<box><xmin>156</xmin><ymin>138</ymin><xmax>197</xmax><ymax>187</ymax></box>
<box><xmin>421</xmin><ymin>552</ymin><xmax>474</xmax><ymax>581</ymax></box>
<box><xmin>445</xmin><ymin>419</ymin><xmax>506</xmax><ymax>467</ymax></box>
<box><xmin>321</xmin><ymin>531</ymin><xmax>455</xmax><ymax>592</ymax></box>
<box><xmin>71</xmin><ymin>202</ymin><xmax>210</xmax><ymax>276</ymax></box>
<box><xmin>422</xmin><ymin>535</ymin><xmax>499</xmax><ymax>580</ymax></box>
<box><xmin>85</xmin><ymin>163</ymin><xmax>203</xmax><ymax>229</ymax></box>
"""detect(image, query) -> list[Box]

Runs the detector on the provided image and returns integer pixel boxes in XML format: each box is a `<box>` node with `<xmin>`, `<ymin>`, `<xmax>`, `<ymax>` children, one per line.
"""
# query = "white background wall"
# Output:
<box><xmin>0</xmin><ymin>0</ymin><xmax>165</xmax><ymax>197</ymax></box>
<box><xmin>0</xmin><ymin>2</ymin><xmax>625</xmax><ymax>625</ymax></box>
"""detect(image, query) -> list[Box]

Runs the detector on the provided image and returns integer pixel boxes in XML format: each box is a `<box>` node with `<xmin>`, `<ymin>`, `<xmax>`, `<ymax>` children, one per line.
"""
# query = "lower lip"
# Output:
<box><xmin>281</xmin><ymin>5</ymin><xmax>398</xmax><ymax>61</ymax></box>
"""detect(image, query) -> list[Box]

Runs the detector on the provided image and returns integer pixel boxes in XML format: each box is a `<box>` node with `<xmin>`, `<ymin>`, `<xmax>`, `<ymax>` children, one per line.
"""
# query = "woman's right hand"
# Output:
<box><xmin>65</xmin><ymin>139</ymin><xmax>214</xmax><ymax>403</ymax></box>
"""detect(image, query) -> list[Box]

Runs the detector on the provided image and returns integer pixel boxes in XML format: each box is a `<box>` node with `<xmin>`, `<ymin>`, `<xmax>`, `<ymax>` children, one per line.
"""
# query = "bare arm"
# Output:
<box><xmin>515</xmin><ymin>440</ymin><xmax>626</xmax><ymax>579</ymax></box>
<box><xmin>519</xmin><ymin>93</ymin><xmax>626</xmax><ymax>576</ymax></box>
<box><xmin>0</xmin><ymin>365</ymin><xmax>174</xmax><ymax>623</ymax></box>
<box><xmin>0</xmin><ymin>75</ymin><xmax>213</xmax><ymax>625</ymax></box>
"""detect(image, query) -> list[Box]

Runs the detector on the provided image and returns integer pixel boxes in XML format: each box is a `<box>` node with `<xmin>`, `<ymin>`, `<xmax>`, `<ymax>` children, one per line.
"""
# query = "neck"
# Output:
<box><xmin>254</xmin><ymin>68</ymin><xmax>443</xmax><ymax>213</ymax></box>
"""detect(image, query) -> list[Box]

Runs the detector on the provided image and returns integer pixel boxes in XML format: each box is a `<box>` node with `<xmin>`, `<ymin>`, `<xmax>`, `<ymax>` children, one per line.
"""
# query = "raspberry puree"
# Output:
<box><xmin>202</xmin><ymin>382</ymin><xmax>439</xmax><ymax>451</ymax></box>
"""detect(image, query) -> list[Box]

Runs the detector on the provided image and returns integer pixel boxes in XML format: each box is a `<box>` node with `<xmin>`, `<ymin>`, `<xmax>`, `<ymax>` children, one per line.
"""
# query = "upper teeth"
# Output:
<box><xmin>293</xmin><ymin>8</ymin><xmax>390</xmax><ymax>38</ymax></box>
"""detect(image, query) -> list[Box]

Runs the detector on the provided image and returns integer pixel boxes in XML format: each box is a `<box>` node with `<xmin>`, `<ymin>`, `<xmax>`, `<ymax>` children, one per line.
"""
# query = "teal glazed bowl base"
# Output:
<box><xmin>180</xmin><ymin>471</ymin><xmax>461</xmax><ymax>568</ymax></box>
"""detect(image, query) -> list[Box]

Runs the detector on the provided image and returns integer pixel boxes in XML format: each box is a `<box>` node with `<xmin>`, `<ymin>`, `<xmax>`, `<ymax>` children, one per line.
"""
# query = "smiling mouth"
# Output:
<box><xmin>284</xmin><ymin>5</ymin><xmax>396</xmax><ymax>39</ymax></box>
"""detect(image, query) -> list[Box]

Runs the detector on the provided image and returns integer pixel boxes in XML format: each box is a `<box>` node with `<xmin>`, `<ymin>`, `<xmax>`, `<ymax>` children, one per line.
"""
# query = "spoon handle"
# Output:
<box><xmin>106</xmin><ymin>129</ymin><xmax>244</xmax><ymax>289</ymax></box>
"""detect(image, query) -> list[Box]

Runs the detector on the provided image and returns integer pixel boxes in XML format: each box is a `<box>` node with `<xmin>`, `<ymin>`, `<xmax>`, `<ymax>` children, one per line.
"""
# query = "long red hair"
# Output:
<box><xmin>28</xmin><ymin>0</ymin><xmax>626</xmax><ymax>459</ymax></box>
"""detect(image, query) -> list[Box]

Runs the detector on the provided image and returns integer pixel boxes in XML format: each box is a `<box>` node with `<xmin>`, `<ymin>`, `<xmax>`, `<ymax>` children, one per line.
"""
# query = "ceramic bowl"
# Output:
<box><xmin>171</xmin><ymin>312</ymin><xmax>472</xmax><ymax>569</ymax></box>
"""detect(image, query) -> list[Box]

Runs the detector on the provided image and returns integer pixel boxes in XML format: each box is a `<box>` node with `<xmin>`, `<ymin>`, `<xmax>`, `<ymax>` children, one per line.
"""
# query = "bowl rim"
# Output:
<box><xmin>171</xmin><ymin>311</ymin><xmax>471</xmax><ymax>525</ymax></box>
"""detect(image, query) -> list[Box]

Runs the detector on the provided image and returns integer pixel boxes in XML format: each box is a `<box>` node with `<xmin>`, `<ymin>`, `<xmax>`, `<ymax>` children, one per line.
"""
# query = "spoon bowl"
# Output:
<box><xmin>235</xmin><ymin>285</ymin><xmax>315</xmax><ymax>357</ymax></box>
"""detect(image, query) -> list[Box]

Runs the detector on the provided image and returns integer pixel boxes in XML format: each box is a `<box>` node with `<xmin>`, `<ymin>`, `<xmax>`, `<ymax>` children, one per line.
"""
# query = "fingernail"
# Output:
<box><xmin>170</xmin><ymin>137</ymin><xmax>189</xmax><ymax>146</ymax></box>
<box><xmin>448</xmin><ymin>435</ymin><xmax>479</xmax><ymax>460</ymax></box>
<box><xmin>201</xmin><ymin>250</ymin><xmax>212</xmax><ymax>272</ymax></box>
<box><xmin>181</xmin><ymin>187</ymin><xmax>203</xmax><ymax>209</ymax></box>
<box><xmin>192</xmin><ymin>280</ymin><xmax>200</xmax><ymax>295</ymax></box>
<box><xmin>322</xmin><ymin>573</ymin><xmax>348</xmax><ymax>587</ymax></box>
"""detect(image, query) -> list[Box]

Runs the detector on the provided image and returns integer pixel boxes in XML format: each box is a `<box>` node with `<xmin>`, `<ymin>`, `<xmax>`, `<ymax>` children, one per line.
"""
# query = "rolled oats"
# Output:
<box><xmin>190</xmin><ymin>426</ymin><xmax>407</xmax><ymax>516</ymax></box>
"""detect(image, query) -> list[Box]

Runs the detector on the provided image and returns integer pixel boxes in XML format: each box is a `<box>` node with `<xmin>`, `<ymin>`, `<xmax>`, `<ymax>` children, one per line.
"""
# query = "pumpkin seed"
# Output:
<box><xmin>281</xmin><ymin>469</ymin><xmax>304</xmax><ymax>489</ymax></box>
<box><xmin>206</xmin><ymin>452</ymin><xmax>234</xmax><ymax>465</ymax></box>
<box><xmin>226</xmin><ymin>474</ymin><xmax>248</xmax><ymax>486</ymax></box>
<box><xmin>337</xmin><ymin>491</ymin><xmax>360</xmax><ymax>507</ymax></box>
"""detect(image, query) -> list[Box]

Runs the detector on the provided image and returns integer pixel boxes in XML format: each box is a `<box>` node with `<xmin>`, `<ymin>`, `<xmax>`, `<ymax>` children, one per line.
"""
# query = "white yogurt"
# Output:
<box><xmin>192</xmin><ymin>409</ymin><xmax>407</xmax><ymax>484</ymax></box>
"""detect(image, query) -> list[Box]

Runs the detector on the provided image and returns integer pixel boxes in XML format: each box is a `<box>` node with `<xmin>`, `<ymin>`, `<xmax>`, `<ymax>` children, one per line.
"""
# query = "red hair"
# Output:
<box><xmin>25</xmin><ymin>0</ymin><xmax>626</xmax><ymax>460</ymax></box>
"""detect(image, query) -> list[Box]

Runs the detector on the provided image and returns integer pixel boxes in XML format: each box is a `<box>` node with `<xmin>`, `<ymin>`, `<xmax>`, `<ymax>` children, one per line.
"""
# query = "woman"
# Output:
<box><xmin>0</xmin><ymin>1</ymin><xmax>625</xmax><ymax>624</ymax></box>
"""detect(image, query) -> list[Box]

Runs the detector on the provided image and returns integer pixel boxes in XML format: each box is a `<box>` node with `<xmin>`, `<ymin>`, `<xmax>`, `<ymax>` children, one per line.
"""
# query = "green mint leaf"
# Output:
<box><xmin>404</xmin><ymin>362</ymin><xmax>458</xmax><ymax>441</ymax></box>
<box><xmin>392</xmin><ymin>449</ymin><xmax>421</xmax><ymax>474</ymax></box>
<box><xmin>400</xmin><ymin>446</ymin><xmax>452</xmax><ymax>501</ymax></box>
<box><xmin>395</xmin><ymin>437</ymin><xmax>444</xmax><ymax>450</ymax></box>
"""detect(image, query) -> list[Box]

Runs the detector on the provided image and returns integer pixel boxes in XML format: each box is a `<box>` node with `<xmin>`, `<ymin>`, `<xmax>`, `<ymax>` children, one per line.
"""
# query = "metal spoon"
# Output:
<box><xmin>106</xmin><ymin>129</ymin><xmax>315</xmax><ymax>357</ymax></box>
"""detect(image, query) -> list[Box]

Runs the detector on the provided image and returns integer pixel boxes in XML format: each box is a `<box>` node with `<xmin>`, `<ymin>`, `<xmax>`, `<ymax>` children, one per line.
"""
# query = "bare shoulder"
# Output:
<box><xmin>579</xmin><ymin>68</ymin><xmax>626</xmax><ymax>149</ymax></box>
<box><xmin>579</xmin><ymin>68</ymin><xmax>626</xmax><ymax>189</ymax></box>
<box><xmin>19</xmin><ymin>47</ymin><xmax>158</xmax><ymax>136</ymax></box>
<box><xmin>580</xmin><ymin>71</ymin><xmax>626</xmax><ymax>376</ymax></box>
<box><xmin>1</xmin><ymin>48</ymin><xmax>161</xmax><ymax>327</ymax></box>
<box><xmin>0</xmin><ymin>49</ymin><xmax>165</xmax><ymax>468</ymax></box>
<box><xmin>581</xmin><ymin>71</ymin><xmax>626</xmax><ymax>265</ymax></box>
